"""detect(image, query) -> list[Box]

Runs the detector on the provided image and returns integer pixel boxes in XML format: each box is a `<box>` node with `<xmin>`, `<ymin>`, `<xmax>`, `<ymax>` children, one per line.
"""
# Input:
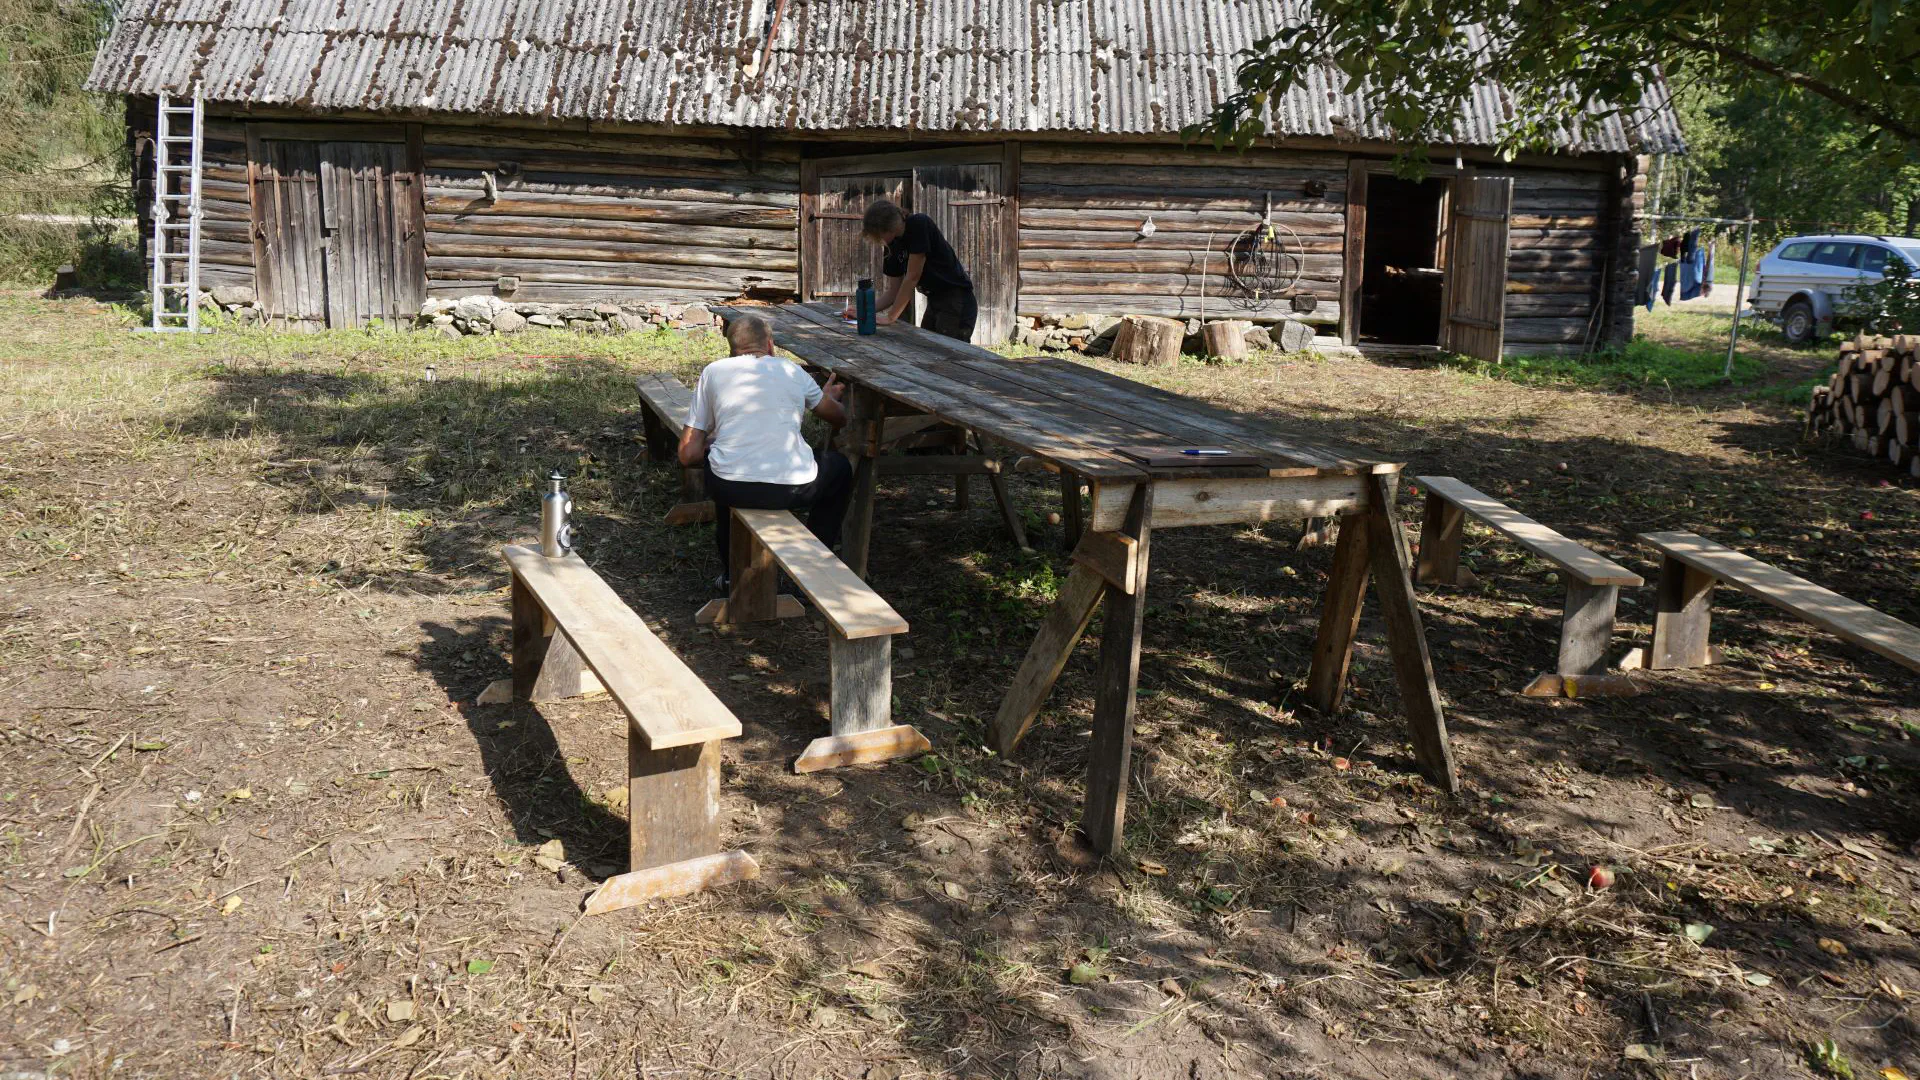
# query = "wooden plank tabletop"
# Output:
<box><xmin>1639</xmin><ymin>531</ymin><xmax>1920</xmax><ymax>672</ymax></box>
<box><xmin>717</xmin><ymin>302</ymin><xmax>1394</xmax><ymax>481</ymax></box>
<box><xmin>1417</xmin><ymin>476</ymin><xmax>1644</xmax><ymax>587</ymax></box>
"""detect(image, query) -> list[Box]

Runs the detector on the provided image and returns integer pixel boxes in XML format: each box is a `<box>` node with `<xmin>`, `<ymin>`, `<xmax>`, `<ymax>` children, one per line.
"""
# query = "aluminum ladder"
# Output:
<box><xmin>147</xmin><ymin>88</ymin><xmax>205</xmax><ymax>333</ymax></box>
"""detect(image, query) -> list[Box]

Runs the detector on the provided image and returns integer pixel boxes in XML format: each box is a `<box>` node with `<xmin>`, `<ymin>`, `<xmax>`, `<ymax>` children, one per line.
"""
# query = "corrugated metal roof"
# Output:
<box><xmin>87</xmin><ymin>0</ymin><xmax>1684</xmax><ymax>153</ymax></box>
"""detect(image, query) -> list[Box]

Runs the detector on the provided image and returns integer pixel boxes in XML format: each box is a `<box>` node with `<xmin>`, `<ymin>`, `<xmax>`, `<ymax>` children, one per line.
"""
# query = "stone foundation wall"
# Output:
<box><xmin>196</xmin><ymin>287</ymin><xmax>721</xmax><ymax>336</ymax></box>
<box><xmin>1015</xmin><ymin>312</ymin><xmax>1317</xmax><ymax>356</ymax></box>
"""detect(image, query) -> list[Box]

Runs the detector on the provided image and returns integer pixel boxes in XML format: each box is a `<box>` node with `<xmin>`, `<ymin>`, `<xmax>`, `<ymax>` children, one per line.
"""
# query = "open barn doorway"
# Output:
<box><xmin>1356</xmin><ymin>175</ymin><xmax>1450</xmax><ymax>345</ymax></box>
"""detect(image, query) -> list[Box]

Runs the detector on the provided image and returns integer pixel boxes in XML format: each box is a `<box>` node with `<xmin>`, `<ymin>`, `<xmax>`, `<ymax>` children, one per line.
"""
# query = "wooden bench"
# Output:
<box><xmin>1631</xmin><ymin>531</ymin><xmax>1920</xmax><ymax>674</ymax></box>
<box><xmin>634</xmin><ymin>374</ymin><xmax>712</xmax><ymax>526</ymax></box>
<box><xmin>503</xmin><ymin>544</ymin><xmax>758</xmax><ymax>914</ymax></box>
<box><xmin>1413</xmin><ymin>476</ymin><xmax>1644</xmax><ymax>697</ymax></box>
<box><xmin>695</xmin><ymin>508</ymin><xmax>928</xmax><ymax>773</ymax></box>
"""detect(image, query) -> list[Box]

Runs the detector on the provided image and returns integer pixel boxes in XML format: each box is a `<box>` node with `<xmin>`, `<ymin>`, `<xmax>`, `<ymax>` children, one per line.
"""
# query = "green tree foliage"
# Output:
<box><xmin>1206</xmin><ymin>0</ymin><xmax>1920</xmax><ymax>170</ymax></box>
<box><xmin>1670</xmin><ymin>80</ymin><xmax>1920</xmax><ymax>238</ymax></box>
<box><xmin>0</xmin><ymin>0</ymin><xmax>127</xmax><ymax>282</ymax></box>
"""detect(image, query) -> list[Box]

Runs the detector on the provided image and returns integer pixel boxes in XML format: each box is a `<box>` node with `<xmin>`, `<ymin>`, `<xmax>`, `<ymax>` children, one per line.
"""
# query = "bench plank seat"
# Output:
<box><xmin>1417</xmin><ymin>476</ymin><xmax>1642</xmax><ymax>587</ymax></box>
<box><xmin>1639</xmin><ymin>531</ymin><xmax>1920</xmax><ymax>672</ymax></box>
<box><xmin>505</xmin><ymin>545</ymin><xmax>741</xmax><ymax>749</ymax></box>
<box><xmin>732</xmin><ymin>509</ymin><xmax>908</xmax><ymax>639</ymax></box>
<box><xmin>634</xmin><ymin>373</ymin><xmax>694</xmax><ymax>428</ymax></box>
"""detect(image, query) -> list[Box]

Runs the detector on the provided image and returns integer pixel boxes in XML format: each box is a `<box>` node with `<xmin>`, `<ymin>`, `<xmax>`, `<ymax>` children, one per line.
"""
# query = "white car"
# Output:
<box><xmin>1746</xmin><ymin>234</ymin><xmax>1920</xmax><ymax>345</ymax></box>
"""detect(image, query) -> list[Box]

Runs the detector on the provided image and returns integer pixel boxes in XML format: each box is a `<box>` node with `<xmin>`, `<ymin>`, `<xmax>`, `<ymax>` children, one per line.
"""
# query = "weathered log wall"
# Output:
<box><xmin>1015</xmin><ymin>144</ymin><xmax>1349</xmax><ymax>328</ymax></box>
<box><xmin>1502</xmin><ymin>167</ymin><xmax>1616</xmax><ymax>354</ymax></box>
<box><xmin>418</xmin><ymin>125</ymin><xmax>799</xmax><ymax>305</ymax></box>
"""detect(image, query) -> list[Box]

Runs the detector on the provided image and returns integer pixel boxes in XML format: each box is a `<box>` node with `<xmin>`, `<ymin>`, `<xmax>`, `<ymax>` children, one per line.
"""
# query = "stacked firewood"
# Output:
<box><xmin>1805</xmin><ymin>334</ymin><xmax>1920</xmax><ymax>476</ymax></box>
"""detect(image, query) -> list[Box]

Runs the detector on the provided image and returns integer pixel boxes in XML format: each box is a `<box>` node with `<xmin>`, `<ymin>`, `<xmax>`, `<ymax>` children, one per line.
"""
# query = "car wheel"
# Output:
<box><xmin>1781</xmin><ymin>299</ymin><xmax>1818</xmax><ymax>347</ymax></box>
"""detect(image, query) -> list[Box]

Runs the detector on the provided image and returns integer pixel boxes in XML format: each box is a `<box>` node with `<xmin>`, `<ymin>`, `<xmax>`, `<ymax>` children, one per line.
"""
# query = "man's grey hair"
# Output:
<box><xmin>725</xmin><ymin>313</ymin><xmax>774</xmax><ymax>355</ymax></box>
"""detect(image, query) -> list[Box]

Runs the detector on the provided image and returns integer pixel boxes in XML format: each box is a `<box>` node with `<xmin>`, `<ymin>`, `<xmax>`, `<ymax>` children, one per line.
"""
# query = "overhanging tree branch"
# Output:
<box><xmin>1670</xmin><ymin>35</ymin><xmax>1919</xmax><ymax>145</ymax></box>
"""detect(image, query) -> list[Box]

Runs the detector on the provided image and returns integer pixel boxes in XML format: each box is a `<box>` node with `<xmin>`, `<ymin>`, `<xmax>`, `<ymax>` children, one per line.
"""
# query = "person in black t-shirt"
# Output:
<box><xmin>843</xmin><ymin>199</ymin><xmax>977</xmax><ymax>342</ymax></box>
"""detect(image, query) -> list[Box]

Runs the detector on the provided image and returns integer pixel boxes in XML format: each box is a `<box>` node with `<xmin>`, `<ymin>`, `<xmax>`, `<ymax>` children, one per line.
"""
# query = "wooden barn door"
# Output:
<box><xmin>251</xmin><ymin>127</ymin><xmax>424</xmax><ymax>329</ymax></box>
<box><xmin>256</xmin><ymin>140</ymin><xmax>329</xmax><ymax>329</ymax></box>
<box><xmin>912</xmin><ymin>162</ymin><xmax>1015</xmax><ymax>344</ymax></box>
<box><xmin>318</xmin><ymin>142</ymin><xmax>425</xmax><ymax>328</ymax></box>
<box><xmin>1441</xmin><ymin>175</ymin><xmax>1513</xmax><ymax>360</ymax></box>
<box><xmin>803</xmin><ymin>146</ymin><xmax>1018</xmax><ymax>345</ymax></box>
<box><xmin>807</xmin><ymin>173</ymin><xmax>909</xmax><ymax>302</ymax></box>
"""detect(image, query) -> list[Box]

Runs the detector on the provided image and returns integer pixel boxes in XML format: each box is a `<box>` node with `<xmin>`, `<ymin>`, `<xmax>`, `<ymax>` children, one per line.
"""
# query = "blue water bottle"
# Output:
<box><xmin>855</xmin><ymin>278</ymin><xmax>877</xmax><ymax>335</ymax></box>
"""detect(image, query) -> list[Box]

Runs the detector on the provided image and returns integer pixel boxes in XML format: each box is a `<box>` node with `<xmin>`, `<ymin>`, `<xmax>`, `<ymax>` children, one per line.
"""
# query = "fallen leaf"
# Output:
<box><xmin>1862</xmin><ymin>917</ymin><xmax>1905</xmax><ymax>936</ymax></box>
<box><xmin>1744</xmin><ymin>972</ymin><xmax>1773</xmax><ymax>987</ymax></box>
<box><xmin>600</xmin><ymin>785</ymin><xmax>628</xmax><ymax>811</ymax></box>
<box><xmin>1882</xmin><ymin>1068</ymin><xmax>1912</xmax><ymax>1080</ymax></box>
<box><xmin>849</xmin><ymin>961</ymin><xmax>889</xmax><ymax>979</ymax></box>
<box><xmin>466</xmin><ymin>958</ymin><xmax>494</xmax><ymax>975</ymax></box>
<box><xmin>221</xmin><ymin>895</ymin><xmax>243</xmax><ymax>916</ymax></box>
<box><xmin>1840</xmin><ymin>839</ymin><xmax>1880</xmax><ymax>862</ymax></box>
<box><xmin>393</xmin><ymin>1024</ymin><xmax>425</xmax><ymax>1048</ymax></box>
<box><xmin>1818</xmin><ymin>937</ymin><xmax>1849</xmax><ymax>956</ymax></box>
<box><xmin>226</xmin><ymin>787</ymin><xmax>252</xmax><ymax>801</ymax></box>
<box><xmin>1683</xmin><ymin>922</ymin><xmax>1715</xmax><ymax>944</ymax></box>
<box><xmin>1068</xmin><ymin>962</ymin><xmax>1099</xmax><ymax>985</ymax></box>
<box><xmin>1159</xmin><ymin>977</ymin><xmax>1184</xmax><ymax>998</ymax></box>
<box><xmin>587</xmin><ymin>986</ymin><xmax>608</xmax><ymax>1005</ymax></box>
<box><xmin>532</xmin><ymin>838</ymin><xmax>567</xmax><ymax>873</ymax></box>
<box><xmin>1688</xmin><ymin>793</ymin><xmax>1715</xmax><ymax>809</ymax></box>
<box><xmin>386</xmin><ymin>1000</ymin><xmax>414</xmax><ymax>1022</ymax></box>
<box><xmin>942</xmin><ymin>881</ymin><xmax>967</xmax><ymax>900</ymax></box>
<box><xmin>808</xmin><ymin>1005</ymin><xmax>840</xmax><ymax>1028</ymax></box>
<box><xmin>12</xmin><ymin>984</ymin><xmax>40</xmax><ymax>1006</ymax></box>
<box><xmin>1624</xmin><ymin>1044</ymin><xmax>1663</xmax><ymax>1062</ymax></box>
<box><xmin>133</xmin><ymin>741</ymin><xmax>168</xmax><ymax>751</ymax></box>
<box><xmin>1136</xmin><ymin>860</ymin><xmax>1167</xmax><ymax>877</ymax></box>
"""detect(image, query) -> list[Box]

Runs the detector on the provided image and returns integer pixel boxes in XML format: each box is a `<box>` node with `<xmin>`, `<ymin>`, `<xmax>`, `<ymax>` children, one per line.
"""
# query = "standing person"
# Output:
<box><xmin>678</xmin><ymin>314</ymin><xmax>851</xmax><ymax>588</ymax></box>
<box><xmin>846</xmin><ymin>200</ymin><xmax>977</xmax><ymax>342</ymax></box>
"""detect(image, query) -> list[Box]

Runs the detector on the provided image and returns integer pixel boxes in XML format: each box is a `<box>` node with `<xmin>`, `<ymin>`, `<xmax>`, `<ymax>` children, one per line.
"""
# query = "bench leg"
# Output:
<box><xmin>1083</xmin><ymin>484</ymin><xmax>1152</xmax><ymax>856</ymax></box>
<box><xmin>692</xmin><ymin>510</ymin><xmax>803</xmax><ymax>625</ymax></box>
<box><xmin>1650</xmin><ymin>556</ymin><xmax>1717</xmax><ymax>669</ymax></box>
<box><xmin>796</xmin><ymin>629</ymin><xmax>930</xmax><ymax>773</ymax></box>
<box><xmin>641</xmin><ymin>408</ymin><xmax>674</xmax><ymax>463</ymax></box>
<box><xmin>1304</xmin><ymin>511</ymin><xmax>1370</xmax><ymax>715</ymax></box>
<box><xmin>530</xmin><ymin>629</ymin><xmax>606</xmax><ymax>702</ymax></box>
<box><xmin>1522</xmin><ymin>583</ymin><xmax>1639</xmax><ymax>698</ymax></box>
<box><xmin>1414</xmin><ymin>492</ymin><xmax>1472</xmax><ymax>586</ymax></box>
<box><xmin>510</xmin><ymin>574</ymin><xmax>548</xmax><ymax>700</ymax></box>
<box><xmin>584</xmin><ymin>739</ymin><xmax>759</xmax><ymax>915</ymax></box>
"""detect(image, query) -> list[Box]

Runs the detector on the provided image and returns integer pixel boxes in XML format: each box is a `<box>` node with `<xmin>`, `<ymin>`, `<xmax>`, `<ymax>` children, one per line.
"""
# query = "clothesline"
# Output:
<box><xmin>1637</xmin><ymin>214</ymin><xmax>1758</xmax><ymax>378</ymax></box>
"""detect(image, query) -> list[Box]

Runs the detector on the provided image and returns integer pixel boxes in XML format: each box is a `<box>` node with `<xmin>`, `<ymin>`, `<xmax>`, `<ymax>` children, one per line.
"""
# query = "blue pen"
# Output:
<box><xmin>1181</xmin><ymin>449</ymin><xmax>1231</xmax><ymax>456</ymax></box>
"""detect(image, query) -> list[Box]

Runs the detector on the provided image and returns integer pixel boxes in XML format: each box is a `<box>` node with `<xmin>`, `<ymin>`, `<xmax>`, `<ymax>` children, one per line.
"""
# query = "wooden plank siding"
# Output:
<box><xmin>192</xmin><ymin>119</ymin><xmax>255</xmax><ymax>288</ymax></box>
<box><xmin>1014</xmin><ymin>144</ymin><xmax>1349</xmax><ymax>327</ymax></box>
<box><xmin>416</xmin><ymin>125</ymin><xmax>801</xmax><ymax>305</ymax></box>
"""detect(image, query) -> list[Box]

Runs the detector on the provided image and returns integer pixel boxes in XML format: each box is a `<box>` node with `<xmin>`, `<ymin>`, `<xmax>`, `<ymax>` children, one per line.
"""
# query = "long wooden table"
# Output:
<box><xmin>718</xmin><ymin>302</ymin><xmax>1458</xmax><ymax>852</ymax></box>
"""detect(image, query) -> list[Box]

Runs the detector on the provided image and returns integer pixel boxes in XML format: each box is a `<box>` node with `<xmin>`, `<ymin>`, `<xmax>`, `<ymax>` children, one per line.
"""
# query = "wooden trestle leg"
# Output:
<box><xmin>1081</xmin><ymin>484</ymin><xmax>1153</xmax><ymax>855</ymax></box>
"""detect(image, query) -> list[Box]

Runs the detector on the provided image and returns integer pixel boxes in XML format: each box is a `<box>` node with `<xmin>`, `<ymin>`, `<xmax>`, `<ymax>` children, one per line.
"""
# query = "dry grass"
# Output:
<box><xmin>1</xmin><ymin>292</ymin><xmax>1916</xmax><ymax>1080</ymax></box>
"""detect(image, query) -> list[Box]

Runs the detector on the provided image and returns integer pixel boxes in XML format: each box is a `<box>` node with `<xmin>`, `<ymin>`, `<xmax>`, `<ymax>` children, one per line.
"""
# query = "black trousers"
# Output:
<box><xmin>705</xmin><ymin>450</ymin><xmax>855</xmax><ymax>572</ymax></box>
<box><xmin>920</xmin><ymin>288</ymin><xmax>978</xmax><ymax>342</ymax></box>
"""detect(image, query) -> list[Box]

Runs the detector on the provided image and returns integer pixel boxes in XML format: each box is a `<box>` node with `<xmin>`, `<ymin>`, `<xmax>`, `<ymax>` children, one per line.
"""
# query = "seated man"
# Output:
<box><xmin>679</xmin><ymin>314</ymin><xmax>851</xmax><ymax>588</ymax></box>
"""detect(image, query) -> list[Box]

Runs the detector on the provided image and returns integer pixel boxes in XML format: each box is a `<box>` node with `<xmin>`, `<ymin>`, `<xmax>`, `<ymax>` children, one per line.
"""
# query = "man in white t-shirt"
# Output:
<box><xmin>678</xmin><ymin>314</ymin><xmax>850</xmax><ymax>586</ymax></box>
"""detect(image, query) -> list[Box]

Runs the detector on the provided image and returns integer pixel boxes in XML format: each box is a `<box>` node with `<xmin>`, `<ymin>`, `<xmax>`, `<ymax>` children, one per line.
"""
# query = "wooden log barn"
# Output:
<box><xmin>89</xmin><ymin>0</ymin><xmax>1682</xmax><ymax>359</ymax></box>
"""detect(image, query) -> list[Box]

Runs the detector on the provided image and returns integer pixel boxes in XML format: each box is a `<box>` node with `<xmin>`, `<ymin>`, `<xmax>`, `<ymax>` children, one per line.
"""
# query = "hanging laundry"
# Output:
<box><xmin>1660</xmin><ymin>235</ymin><xmax>1682</xmax><ymax>258</ymax></box>
<box><xmin>1700</xmin><ymin>244</ymin><xmax>1716</xmax><ymax>297</ymax></box>
<box><xmin>1679</xmin><ymin>229</ymin><xmax>1705</xmax><ymax>301</ymax></box>
<box><xmin>1661</xmin><ymin>261</ymin><xmax>1678</xmax><ymax>305</ymax></box>
<box><xmin>1639</xmin><ymin>244</ymin><xmax>1660</xmax><ymax>310</ymax></box>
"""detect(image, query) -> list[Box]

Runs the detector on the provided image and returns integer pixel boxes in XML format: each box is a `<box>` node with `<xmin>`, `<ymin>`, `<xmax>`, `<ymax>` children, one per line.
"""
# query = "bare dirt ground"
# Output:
<box><xmin>2</xmin><ymin>293</ymin><xmax>1915</xmax><ymax>1080</ymax></box>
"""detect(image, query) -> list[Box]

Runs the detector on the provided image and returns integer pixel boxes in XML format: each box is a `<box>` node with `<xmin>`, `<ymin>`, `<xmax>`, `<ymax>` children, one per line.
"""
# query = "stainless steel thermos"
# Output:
<box><xmin>539</xmin><ymin>471</ymin><xmax>573</xmax><ymax>557</ymax></box>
